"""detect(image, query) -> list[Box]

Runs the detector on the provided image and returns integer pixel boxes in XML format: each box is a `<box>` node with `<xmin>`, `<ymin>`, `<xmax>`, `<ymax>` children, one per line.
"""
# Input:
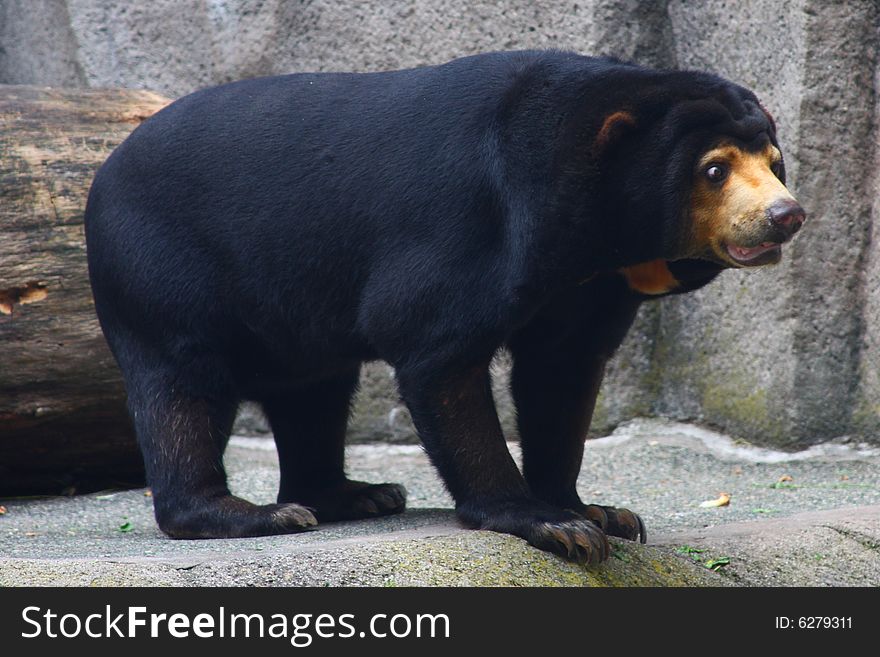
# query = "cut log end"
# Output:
<box><xmin>0</xmin><ymin>84</ymin><xmax>169</xmax><ymax>496</ymax></box>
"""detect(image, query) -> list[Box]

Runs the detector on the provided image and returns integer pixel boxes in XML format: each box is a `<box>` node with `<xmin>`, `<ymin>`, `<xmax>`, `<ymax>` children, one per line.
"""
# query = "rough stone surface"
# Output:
<box><xmin>657</xmin><ymin>506</ymin><xmax>880</xmax><ymax>587</ymax></box>
<box><xmin>0</xmin><ymin>1</ymin><xmax>678</xmax><ymax>97</ymax></box>
<box><xmin>0</xmin><ymin>0</ymin><xmax>87</xmax><ymax>87</ymax></box>
<box><xmin>2</xmin><ymin>1</ymin><xmax>878</xmax><ymax>446</ymax></box>
<box><xmin>648</xmin><ymin>0</ymin><xmax>880</xmax><ymax>447</ymax></box>
<box><xmin>854</xmin><ymin>32</ymin><xmax>880</xmax><ymax>440</ymax></box>
<box><xmin>2</xmin><ymin>419</ymin><xmax>879</xmax><ymax>586</ymax></box>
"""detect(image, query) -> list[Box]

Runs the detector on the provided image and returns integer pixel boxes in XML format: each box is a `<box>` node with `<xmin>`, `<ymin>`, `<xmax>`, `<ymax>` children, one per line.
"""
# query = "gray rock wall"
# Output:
<box><xmin>2</xmin><ymin>0</ymin><xmax>877</xmax><ymax>446</ymax></box>
<box><xmin>1</xmin><ymin>1</ymin><xmax>677</xmax><ymax>95</ymax></box>
<box><xmin>651</xmin><ymin>1</ymin><xmax>879</xmax><ymax>446</ymax></box>
<box><xmin>857</xmin><ymin>55</ymin><xmax>880</xmax><ymax>437</ymax></box>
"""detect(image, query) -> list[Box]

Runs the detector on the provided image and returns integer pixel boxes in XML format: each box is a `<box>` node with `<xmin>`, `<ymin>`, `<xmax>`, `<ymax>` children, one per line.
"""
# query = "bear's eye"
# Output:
<box><xmin>770</xmin><ymin>160</ymin><xmax>783</xmax><ymax>178</ymax></box>
<box><xmin>705</xmin><ymin>164</ymin><xmax>727</xmax><ymax>183</ymax></box>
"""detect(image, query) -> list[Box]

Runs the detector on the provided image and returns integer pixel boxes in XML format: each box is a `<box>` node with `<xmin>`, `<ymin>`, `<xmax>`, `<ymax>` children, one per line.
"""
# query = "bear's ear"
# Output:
<box><xmin>757</xmin><ymin>103</ymin><xmax>777</xmax><ymax>134</ymax></box>
<box><xmin>593</xmin><ymin>110</ymin><xmax>637</xmax><ymax>156</ymax></box>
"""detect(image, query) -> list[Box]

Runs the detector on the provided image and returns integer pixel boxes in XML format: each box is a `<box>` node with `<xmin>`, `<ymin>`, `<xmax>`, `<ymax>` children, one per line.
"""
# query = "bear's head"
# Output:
<box><xmin>682</xmin><ymin>107</ymin><xmax>804</xmax><ymax>269</ymax></box>
<box><xmin>590</xmin><ymin>68</ymin><xmax>805</xmax><ymax>271</ymax></box>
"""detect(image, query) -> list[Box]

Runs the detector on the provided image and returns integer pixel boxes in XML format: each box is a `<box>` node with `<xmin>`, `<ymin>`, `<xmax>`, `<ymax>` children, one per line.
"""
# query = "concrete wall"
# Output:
<box><xmin>3</xmin><ymin>0</ymin><xmax>877</xmax><ymax>446</ymax></box>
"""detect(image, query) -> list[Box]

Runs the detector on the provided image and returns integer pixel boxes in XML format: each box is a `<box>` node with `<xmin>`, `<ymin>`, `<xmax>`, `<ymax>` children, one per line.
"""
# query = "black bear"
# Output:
<box><xmin>85</xmin><ymin>50</ymin><xmax>804</xmax><ymax>564</ymax></box>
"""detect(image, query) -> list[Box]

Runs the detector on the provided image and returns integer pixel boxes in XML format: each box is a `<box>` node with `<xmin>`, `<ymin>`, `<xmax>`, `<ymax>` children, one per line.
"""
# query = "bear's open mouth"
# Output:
<box><xmin>725</xmin><ymin>241</ymin><xmax>782</xmax><ymax>266</ymax></box>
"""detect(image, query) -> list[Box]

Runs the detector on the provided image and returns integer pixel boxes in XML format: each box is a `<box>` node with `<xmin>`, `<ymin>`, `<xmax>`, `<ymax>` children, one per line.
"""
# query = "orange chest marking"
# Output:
<box><xmin>619</xmin><ymin>260</ymin><xmax>679</xmax><ymax>295</ymax></box>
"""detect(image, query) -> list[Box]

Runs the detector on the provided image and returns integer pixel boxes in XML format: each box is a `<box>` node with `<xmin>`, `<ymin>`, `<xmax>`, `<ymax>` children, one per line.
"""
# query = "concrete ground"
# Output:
<box><xmin>1</xmin><ymin>418</ymin><xmax>878</xmax><ymax>586</ymax></box>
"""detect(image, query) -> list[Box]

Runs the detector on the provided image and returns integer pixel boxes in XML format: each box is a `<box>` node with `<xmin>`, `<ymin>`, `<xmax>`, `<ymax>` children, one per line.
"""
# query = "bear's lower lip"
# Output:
<box><xmin>725</xmin><ymin>242</ymin><xmax>781</xmax><ymax>266</ymax></box>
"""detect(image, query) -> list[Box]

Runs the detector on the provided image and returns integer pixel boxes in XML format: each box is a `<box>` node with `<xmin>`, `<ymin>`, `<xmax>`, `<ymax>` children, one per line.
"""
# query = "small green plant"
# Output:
<box><xmin>611</xmin><ymin>547</ymin><xmax>631</xmax><ymax>562</ymax></box>
<box><xmin>676</xmin><ymin>545</ymin><xmax>707</xmax><ymax>562</ymax></box>
<box><xmin>704</xmin><ymin>557</ymin><xmax>731</xmax><ymax>572</ymax></box>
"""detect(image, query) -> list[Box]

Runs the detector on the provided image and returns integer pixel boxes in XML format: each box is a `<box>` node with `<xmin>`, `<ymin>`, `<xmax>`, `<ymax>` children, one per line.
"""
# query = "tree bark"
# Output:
<box><xmin>0</xmin><ymin>85</ymin><xmax>170</xmax><ymax>495</ymax></box>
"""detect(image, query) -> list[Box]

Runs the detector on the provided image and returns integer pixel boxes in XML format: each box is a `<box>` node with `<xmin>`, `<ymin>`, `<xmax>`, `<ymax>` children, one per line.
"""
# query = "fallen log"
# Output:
<box><xmin>0</xmin><ymin>85</ymin><xmax>169</xmax><ymax>495</ymax></box>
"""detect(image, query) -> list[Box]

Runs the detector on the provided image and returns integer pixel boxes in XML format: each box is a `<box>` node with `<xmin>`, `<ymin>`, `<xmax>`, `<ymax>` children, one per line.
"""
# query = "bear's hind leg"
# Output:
<box><xmin>126</xmin><ymin>365</ymin><xmax>317</xmax><ymax>538</ymax></box>
<box><xmin>262</xmin><ymin>367</ymin><xmax>406</xmax><ymax>522</ymax></box>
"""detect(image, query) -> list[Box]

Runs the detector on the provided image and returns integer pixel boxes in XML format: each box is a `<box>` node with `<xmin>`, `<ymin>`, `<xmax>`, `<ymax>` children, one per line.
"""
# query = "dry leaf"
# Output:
<box><xmin>24</xmin><ymin>531</ymin><xmax>38</xmax><ymax>537</ymax></box>
<box><xmin>144</xmin><ymin>490</ymin><xmax>153</xmax><ymax>498</ymax></box>
<box><xmin>0</xmin><ymin>505</ymin><xmax>6</xmax><ymax>515</ymax></box>
<box><xmin>778</xmin><ymin>475</ymin><xmax>793</xmax><ymax>483</ymax></box>
<box><xmin>699</xmin><ymin>493</ymin><xmax>731</xmax><ymax>508</ymax></box>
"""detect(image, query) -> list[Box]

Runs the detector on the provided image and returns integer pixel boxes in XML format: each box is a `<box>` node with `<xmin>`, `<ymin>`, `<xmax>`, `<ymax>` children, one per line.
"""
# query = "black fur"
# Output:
<box><xmin>84</xmin><ymin>50</ymin><xmax>776</xmax><ymax>560</ymax></box>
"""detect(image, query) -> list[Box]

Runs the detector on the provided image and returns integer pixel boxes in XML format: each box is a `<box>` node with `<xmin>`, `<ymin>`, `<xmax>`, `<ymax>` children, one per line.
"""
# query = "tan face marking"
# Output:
<box><xmin>620</xmin><ymin>259</ymin><xmax>679</xmax><ymax>295</ymax></box>
<box><xmin>689</xmin><ymin>142</ymin><xmax>795</xmax><ymax>267</ymax></box>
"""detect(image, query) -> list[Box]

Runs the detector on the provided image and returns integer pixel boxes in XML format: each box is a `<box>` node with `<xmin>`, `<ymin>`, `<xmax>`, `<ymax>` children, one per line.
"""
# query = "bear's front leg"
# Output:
<box><xmin>511</xmin><ymin>348</ymin><xmax>646</xmax><ymax>544</ymax></box>
<box><xmin>396</xmin><ymin>363</ymin><xmax>609</xmax><ymax>564</ymax></box>
<box><xmin>509</xmin><ymin>278</ymin><xmax>648</xmax><ymax>544</ymax></box>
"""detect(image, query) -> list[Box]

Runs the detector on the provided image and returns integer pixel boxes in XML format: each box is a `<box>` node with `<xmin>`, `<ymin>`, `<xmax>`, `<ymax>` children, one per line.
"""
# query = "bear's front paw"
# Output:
<box><xmin>581</xmin><ymin>504</ymin><xmax>647</xmax><ymax>544</ymax></box>
<box><xmin>458</xmin><ymin>499</ymin><xmax>610</xmax><ymax>565</ymax></box>
<box><xmin>530</xmin><ymin>517</ymin><xmax>610</xmax><ymax>565</ymax></box>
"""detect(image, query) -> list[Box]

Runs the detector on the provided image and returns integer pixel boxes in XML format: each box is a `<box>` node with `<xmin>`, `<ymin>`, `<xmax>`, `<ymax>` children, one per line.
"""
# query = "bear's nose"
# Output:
<box><xmin>767</xmin><ymin>199</ymin><xmax>806</xmax><ymax>240</ymax></box>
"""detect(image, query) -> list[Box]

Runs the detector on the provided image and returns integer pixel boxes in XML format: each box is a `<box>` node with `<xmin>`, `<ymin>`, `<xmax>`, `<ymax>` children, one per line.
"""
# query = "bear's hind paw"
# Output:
<box><xmin>287</xmin><ymin>481</ymin><xmax>407</xmax><ymax>522</ymax></box>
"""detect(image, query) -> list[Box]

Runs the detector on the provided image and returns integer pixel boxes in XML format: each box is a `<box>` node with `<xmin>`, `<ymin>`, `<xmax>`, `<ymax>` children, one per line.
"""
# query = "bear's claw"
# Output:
<box><xmin>538</xmin><ymin>518</ymin><xmax>610</xmax><ymax>565</ymax></box>
<box><xmin>583</xmin><ymin>504</ymin><xmax>647</xmax><ymax>544</ymax></box>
